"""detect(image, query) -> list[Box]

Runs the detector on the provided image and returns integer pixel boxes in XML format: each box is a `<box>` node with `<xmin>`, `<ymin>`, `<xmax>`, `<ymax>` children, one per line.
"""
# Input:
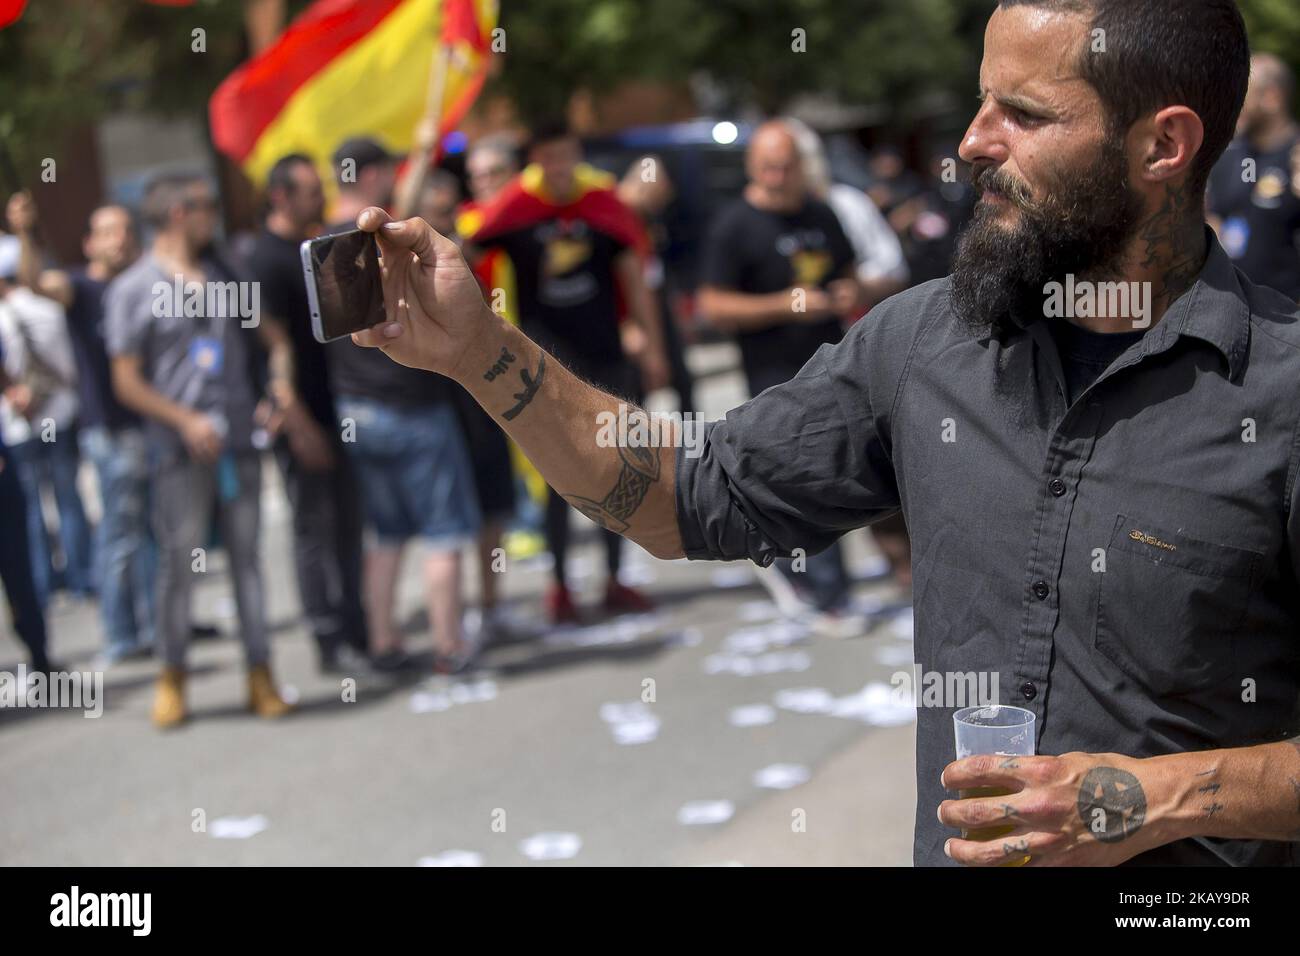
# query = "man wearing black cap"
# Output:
<box><xmin>325</xmin><ymin>137</ymin><xmax>482</xmax><ymax>674</ymax></box>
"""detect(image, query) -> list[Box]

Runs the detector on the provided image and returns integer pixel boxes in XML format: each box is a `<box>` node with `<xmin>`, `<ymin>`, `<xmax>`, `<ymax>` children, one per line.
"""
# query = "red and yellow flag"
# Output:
<box><xmin>0</xmin><ymin>0</ymin><xmax>28</xmax><ymax>29</ymax></box>
<box><xmin>210</xmin><ymin>0</ymin><xmax>496</xmax><ymax>186</ymax></box>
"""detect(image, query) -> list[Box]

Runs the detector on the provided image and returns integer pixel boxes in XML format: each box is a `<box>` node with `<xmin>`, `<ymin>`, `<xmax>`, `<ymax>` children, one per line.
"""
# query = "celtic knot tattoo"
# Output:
<box><xmin>565</xmin><ymin>443</ymin><xmax>660</xmax><ymax>533</ymax></box>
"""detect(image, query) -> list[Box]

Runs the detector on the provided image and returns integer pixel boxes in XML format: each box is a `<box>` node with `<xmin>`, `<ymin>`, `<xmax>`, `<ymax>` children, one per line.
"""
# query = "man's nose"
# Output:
<box><xmin>959</xmin><ymin>102</ymin><xmax>1010</xmax><ymax>168</ymax></box>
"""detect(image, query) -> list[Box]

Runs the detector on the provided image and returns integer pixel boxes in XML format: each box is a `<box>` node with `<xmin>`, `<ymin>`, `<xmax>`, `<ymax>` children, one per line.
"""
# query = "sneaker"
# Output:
<box><xmin>433</xmin><ymin>641</ymin><xmax>477</xmax><ymax>676</ymax></box>
<box><xmin>545</xmin><ymin>583</ymin><xmax>581</xmax><ymax>625</ymax></box>
<box><xmin>368</xmin><ymin>648</ymin><xmax>414</xmax><ymax>673</ymax></box>
<box><xmin>603</xmin><ymin>580</ymin><xmax>654</xmax><ymax>615</ymax></box>
<box><xmin>319</xmin><ymin>644</ymin><xmax>369</xmax><ymax>676</ymax></box>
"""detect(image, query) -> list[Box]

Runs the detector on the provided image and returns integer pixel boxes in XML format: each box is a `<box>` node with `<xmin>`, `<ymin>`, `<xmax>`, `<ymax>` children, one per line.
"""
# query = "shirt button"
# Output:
<box><xmin>1020</xmin><ymin>681</ymin><xmax>1038</xmax><ymax>701</ymax></box>
<box><xmin>1032</xmin><ymin>580</ymin><xmax>1050</xmax><ymax>600</ymax></box>
<box><xmin>1049</xmin><ymin>478</ymin><xmax>1066</xmax><ymax>497</ymax></box>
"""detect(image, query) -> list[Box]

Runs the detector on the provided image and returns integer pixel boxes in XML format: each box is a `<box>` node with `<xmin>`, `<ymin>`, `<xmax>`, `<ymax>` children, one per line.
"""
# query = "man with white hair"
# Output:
<box><xmin>784</xmin><ymin>117</ymin><xmax>909</xmax><ymax>311</ymax></box>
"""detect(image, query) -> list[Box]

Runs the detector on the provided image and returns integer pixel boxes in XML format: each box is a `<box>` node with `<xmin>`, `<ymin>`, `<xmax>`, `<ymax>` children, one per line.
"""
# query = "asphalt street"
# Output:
<box><xmin>0</xmin><ymin>345</ymin><xmax>919</xmax><ymax>866</ymax></box>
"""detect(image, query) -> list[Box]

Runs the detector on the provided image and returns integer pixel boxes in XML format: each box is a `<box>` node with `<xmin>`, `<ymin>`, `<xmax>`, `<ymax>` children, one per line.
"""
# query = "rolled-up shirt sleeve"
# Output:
<box><xmin>675</xmin><ymin>304</ymin><xmax>909</xmax><ymax>565</ymax></box>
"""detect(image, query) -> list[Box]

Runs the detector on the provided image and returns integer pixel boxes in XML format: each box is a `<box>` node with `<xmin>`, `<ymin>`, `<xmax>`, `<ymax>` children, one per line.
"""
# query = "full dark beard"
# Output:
<box><xmin>950</xmin><ymin>134</ymin><xmax>1145</xmax><ymax>336</ymax></box>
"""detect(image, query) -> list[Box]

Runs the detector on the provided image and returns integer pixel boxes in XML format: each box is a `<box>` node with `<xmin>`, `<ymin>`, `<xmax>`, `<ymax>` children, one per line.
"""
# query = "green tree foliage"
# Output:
<box><xmin>1</xmin><ymin>0</ymin><xmax>1297</xmax><ymax>184</ymax></box>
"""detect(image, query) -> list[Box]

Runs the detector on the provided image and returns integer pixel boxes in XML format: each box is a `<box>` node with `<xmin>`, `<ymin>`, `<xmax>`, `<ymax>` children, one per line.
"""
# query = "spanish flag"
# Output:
<box><xmin>460</xmin><ymin>163</ymin><xmax>650</xmax><ymax>258</ymax></box>
<box><xmin>210</xmin><ymin>0</ymin><xmax>496</xmax><ymax>186</ymax></box>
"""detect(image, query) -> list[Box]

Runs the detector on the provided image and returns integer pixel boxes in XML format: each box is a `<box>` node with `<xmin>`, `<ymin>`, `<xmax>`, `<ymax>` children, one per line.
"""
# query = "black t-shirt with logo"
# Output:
<box><xmin>482</xmin><ymin>217</ymin><xmax>628</xmax><ymax>370</ymax></box>
<box><xmin>700</xmin><ymin>197</ymin><xmax>856</xmax><ymax>395</ymax></box>
<box><xmin>1208</xmin><ymin>134</ymin><xmax>1300</xmax><ymax>301</ymax></box>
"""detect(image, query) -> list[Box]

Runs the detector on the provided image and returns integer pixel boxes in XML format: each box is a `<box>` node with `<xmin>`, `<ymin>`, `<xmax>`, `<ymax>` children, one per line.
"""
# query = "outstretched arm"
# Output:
<box><xmin>350</xmin><ymin>208</ymin><xmax>685</xmax><ymax>560</ymax></box>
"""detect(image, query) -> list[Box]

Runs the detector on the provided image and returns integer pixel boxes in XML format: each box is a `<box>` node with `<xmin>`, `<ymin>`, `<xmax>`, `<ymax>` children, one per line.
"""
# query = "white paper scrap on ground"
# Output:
<box><xmin>449</xmin><ymin>679</ymin><xmax>498</xmax><ymax>704</ymax></box>
<box><xmin>704</xmin><ymin>650</ymin><xmax>811</xmax><ymax>676</ymax></box>
<box><xmin>728</xmin><ymin>703</ymin><xmax>777</xmax><ymax>727</ymax></box>
<box><xmin>710</xmin><ymin>566</ymin><xmax>753</xmax><ymax>589</ymax></box>
<box><xmin>753</xmin><ymin>763</ymin><xmax>811</xmax><ymax>790</ymax></box>
<box><xmin>722</xmin><ymin>620</ymin><xmax>809</xmax><ymax>656</ymax></box>
<box><xmin>773</xmin><ymin>687</ymin><xmax>835</xmax><ymax>714</ymax></box>
<box><xmin>612</xmin><ymin>719</ymin><xmax>660</xmax><ymax>745</ymax></box>
<box><xmin>417</xmin><ymin>850</ymin><xmax>483</xmax><ymax>867</ymax></box>
<box><xmin>409</xmin><ymin>691</ymin><xmax>452</xmax><ymax>713</ymax></box>
<box><xmin>209</xmin><ymin>815</ymin><xmax>269</xmax><ymax>839</ymax></box>
<box><xmin>677</xmin><ymin>800</ymin><xmax>735</xmax><ymax>825</ymax></box>
<box><xmin>519</xmin><ymin>832</ymin><xmax>582</xmax><ymax>861</ymax></box>
<box><xmin>739</xmin><ymin>600</ymin><xmax>778</xmax><ymax>622</ymax></box>
<box><xmin>543</xmin><ymin>613</ymin><xmax>664</xmax><ymax>649</ymax></box>
<box><xmin>600</xmin><ymin>700</ymin><xmax>660</xmax><ymax>745</ymax></box>
<box><xmin>828</xmin><ymin>682</ymin><xmax>916</xmax><ymax>727</ymax></box>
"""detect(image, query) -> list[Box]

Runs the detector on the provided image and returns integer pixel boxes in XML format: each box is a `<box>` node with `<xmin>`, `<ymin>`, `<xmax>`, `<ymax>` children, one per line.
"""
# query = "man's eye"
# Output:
<box><xmin>1010</xmin><ymin>107</ymin><xmax>1042</xmax><ymax>125</ymax></box>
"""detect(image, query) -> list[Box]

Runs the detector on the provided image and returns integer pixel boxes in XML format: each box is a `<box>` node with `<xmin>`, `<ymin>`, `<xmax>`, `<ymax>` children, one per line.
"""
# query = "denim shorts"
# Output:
<box><xmin>337</xmin><ymin>398</ymin><xmax>482</xmax><ymax>549</ymax></box>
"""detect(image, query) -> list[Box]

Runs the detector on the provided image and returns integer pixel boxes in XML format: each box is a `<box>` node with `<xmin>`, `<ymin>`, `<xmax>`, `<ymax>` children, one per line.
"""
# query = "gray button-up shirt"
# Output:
<box><xmin>676</xmin><ymin>232</ymin><xmax>1300</xmax><ymax>866</ymax></box>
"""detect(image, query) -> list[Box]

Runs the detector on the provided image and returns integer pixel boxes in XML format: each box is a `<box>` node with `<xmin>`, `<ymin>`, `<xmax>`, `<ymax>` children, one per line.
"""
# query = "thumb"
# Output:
<box><xmin>358</xmin><ymin>207</ymin><xmax>459</xmax><ymax>267</ymax></box>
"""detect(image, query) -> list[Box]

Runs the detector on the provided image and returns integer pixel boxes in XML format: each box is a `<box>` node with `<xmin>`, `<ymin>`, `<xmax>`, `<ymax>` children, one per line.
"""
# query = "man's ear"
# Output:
<box><xmin>1137</xmin><ymin>106</ymin><xmax>1205</xmax><ymax>185</ymax></box>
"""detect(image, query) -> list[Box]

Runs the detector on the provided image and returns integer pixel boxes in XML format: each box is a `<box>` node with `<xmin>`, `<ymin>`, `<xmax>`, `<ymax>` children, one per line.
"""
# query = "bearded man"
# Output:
<box><xmin>349</xmin><ymin>0</ymin><xmax>1300</xmax><ymax>866</ymax></box>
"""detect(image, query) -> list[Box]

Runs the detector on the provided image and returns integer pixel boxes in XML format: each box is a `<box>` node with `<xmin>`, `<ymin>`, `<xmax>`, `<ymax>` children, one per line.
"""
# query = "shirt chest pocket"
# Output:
<box><xmin>1093</xmin><ymin>513</ymin><xmax>1261</xmax><ymax>697</ymax></box>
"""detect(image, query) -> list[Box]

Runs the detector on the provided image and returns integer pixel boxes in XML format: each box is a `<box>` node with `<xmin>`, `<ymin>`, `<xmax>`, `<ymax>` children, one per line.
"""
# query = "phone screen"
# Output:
<box><xmin>303</xmin><ymin>229</ymin><xmax>386</xmax><ymax>343</ymax></box>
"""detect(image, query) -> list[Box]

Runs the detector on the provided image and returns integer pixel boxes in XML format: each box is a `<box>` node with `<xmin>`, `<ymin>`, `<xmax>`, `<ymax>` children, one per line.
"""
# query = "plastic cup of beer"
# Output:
<box><xmin>953</xmin><ymin>704</ymin><xmax>1036</xmax><ymax>865</ymax></box>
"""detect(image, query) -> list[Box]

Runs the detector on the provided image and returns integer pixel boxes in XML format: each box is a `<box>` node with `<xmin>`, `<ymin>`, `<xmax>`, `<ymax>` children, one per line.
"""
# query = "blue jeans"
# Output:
<box><xmin>8</xmin><ymin>431</ymin><xmax>96</xmax><ymax>605</ymax></box>
<box><xmin>80</xmin><ymin>426</ymin><xmax>157</xmax><ymax>657</ymax></box>
<box><xmin>337</xmin><ymin>398</ymin><xmax>481</xmax><ymax>549</ymax></box>
<box><xmin>0</xmin><ymin>452</ymin><xmax>48</xmax><ymax>668</ymax></box>
<box><xmin>776</xmin><ymin>538</ymin><xmax>851</xmax><ymax>613</ymax></box>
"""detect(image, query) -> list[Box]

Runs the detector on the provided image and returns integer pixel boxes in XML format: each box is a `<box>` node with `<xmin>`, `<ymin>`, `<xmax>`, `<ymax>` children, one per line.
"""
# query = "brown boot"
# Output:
<box><xmin>247</xmin><ymin>663</ymin><xmax>293</xmax><ymax>719</ymax></box>
<box><xmin>151</xmin><ymin>666</ymin><xmax>187</xmax><ymax>729</ymax></box>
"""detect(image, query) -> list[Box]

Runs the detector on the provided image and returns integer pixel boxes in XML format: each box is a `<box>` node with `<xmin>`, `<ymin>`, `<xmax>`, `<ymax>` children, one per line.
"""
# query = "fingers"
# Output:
<box><xmin>938</xmin><ymin>792</ymin><xmax>1024</xmax><ymax>833</ymax></box>
<box><xmin>351</xmin><ymin>321</ymin><xmax>405</xmax><ymax>350</ymax></box>
<box><xmin>941</xmin><ymin>753</ymin><xmax>1044</xmax><ymax>792</ymax></box>
<box><xmin>357</xmin><ymin>206</ymin><xmax>461</xmax><ymax>267</ymax></box>
<box><xmin>356</xmin><ymin>206</ymin><xmax>393</xmax><ymax>233</ymax></box>
<box><xmin>944</xmin><ymin>828</ymin><xmax>1057</xmax><ymax>866</ymax></box>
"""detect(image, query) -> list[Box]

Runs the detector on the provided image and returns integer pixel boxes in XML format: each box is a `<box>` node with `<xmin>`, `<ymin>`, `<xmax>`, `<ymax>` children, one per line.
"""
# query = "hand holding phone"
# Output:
<box><xmin>347</xmin><ymin>208</ymin><xmax>498</xmax><ymax>380</ymax></box>
<box><xmin>301</xmin><ymin>228</ymin><xmax>386</xmax><ymax>343</ymax></box>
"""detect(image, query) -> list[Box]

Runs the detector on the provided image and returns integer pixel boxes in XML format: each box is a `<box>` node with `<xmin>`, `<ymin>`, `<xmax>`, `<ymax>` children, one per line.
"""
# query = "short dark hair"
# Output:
<box><xmin>527</xmin><ymin>117</ymin><xmax>576</xmax><ymax>153</ymax></box>
<box><xmin>266</xmin><ymin>153</ymin><xmax>315</xmax><ymax>199</ymax></box>
<box><xmin>331</xmin><ymin>137</ymin><xmax>397</xmax><ymax>187</ymax></box>
<box><xmin>141</xmin><ymin>170</ymin><xmax>209</xmax><ymax>230</ymax></box>
<box><xmin>998</xmin><ymin>0</ymin><xmax>1250</xmax><ymax>197</ymax></box>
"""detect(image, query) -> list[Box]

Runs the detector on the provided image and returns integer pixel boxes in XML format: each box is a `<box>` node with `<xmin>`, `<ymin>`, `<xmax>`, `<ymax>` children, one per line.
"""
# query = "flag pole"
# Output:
<box><xmin>394</xmin><ymin>42</ymin><xmax>451</xmax><ymax>219</ymax></box>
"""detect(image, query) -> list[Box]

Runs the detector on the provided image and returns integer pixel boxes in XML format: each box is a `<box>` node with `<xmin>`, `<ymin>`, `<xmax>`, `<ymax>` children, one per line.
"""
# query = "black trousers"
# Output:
<box><xmin>0</xmin><ymin>455</ymin><xmax>48</xmax><ymax>669</ymax></box>
<box><xmin>275</xmin><ymin>439</ymin><xmax>369</xmax><ymax>657</ymax></box>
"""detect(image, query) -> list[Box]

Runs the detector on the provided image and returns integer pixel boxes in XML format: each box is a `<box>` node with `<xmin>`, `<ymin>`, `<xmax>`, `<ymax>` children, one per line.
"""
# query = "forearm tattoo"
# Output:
<box><xmin>482</xmin><ymin>345</ymin><xmax>516</xmax><ymax>382</ymax></box>
<box><xmin>1194</xmin><ymin>769</ymin><xmax>1224</xmax><ymax>820</ymax></box>
<box><xmin>564</xmin><ymin>443</ymin><xmax>660</xmax><ymax>534</ymax></box>
<box><xmin>501</xmin><ymin>354</ymin><xmax>545</xmax><ymax>421</ymax></box>
<box><xmin>1076</xmin><ymin>767</ymin><xmax>1147</xmax><ymax>843</ymax></box>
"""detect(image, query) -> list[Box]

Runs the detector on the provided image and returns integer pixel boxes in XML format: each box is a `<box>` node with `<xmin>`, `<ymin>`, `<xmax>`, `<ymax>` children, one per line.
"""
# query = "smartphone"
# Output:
<box><xmin>301</xmin><ymin>228</ymin><xmax>386</xmax><ymax>343</ymax></box>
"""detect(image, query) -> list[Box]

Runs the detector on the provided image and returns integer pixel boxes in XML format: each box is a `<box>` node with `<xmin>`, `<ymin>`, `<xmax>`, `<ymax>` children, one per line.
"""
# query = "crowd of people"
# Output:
<box><xmin>2</xmin><ymin>49</ymin><xmax>1295</xmax><ymax>729</ymax></box>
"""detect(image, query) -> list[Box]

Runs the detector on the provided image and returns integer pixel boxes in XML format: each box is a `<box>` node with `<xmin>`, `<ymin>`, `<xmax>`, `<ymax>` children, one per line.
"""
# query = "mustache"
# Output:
<box><xmin>971</xmin><ymin>165</ymin><xmax>1037</xmax><ymax>212</ymax></box>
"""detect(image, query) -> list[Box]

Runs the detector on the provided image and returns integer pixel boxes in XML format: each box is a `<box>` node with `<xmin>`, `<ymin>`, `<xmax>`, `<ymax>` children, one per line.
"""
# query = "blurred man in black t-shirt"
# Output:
<box><xmin>698</xmin><ymin>120</ymin><xmax>862</xmax><ymax>624</ymax></box>
<box><xmin>248</xmin><ymin>154</ymin><xmax>369</xmax><ymax>673</ymax></box>
<box><xmin>1208</xmin><ymin>53</ymin><xmax>1300</xmax><ymax>302</ymax></box>
<box><xmin>327</xmin><ymin>138</ymin><xmax>481</xmax><ymax>673</ymax></box>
